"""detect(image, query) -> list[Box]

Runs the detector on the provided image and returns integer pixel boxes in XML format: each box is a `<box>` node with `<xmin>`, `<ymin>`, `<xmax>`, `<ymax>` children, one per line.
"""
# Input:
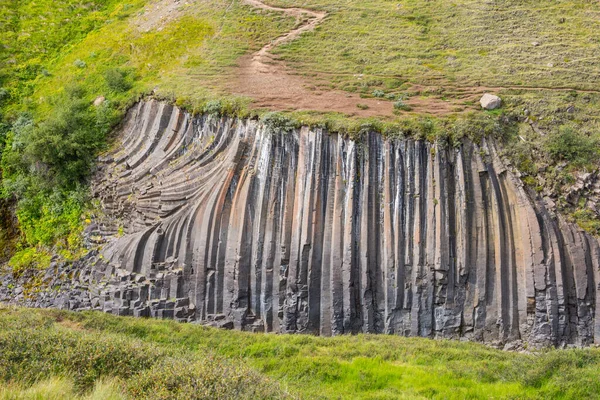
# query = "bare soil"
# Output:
<box><xmin>230</xmin><ymin>0</ymin><xmax>400</xmax><ymax>117</ymax></box>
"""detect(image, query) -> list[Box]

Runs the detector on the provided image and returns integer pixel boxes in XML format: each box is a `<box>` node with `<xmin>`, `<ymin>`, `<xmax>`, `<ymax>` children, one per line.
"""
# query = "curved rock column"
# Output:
<box><xmin>83</xmin><ymin>100</ymin><xmax>600</xmax><ymax>347</ymax></box>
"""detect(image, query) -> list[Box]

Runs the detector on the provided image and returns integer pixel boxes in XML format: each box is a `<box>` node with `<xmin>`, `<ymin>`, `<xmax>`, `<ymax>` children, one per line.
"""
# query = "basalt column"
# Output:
<box><xmin>90</xmin><ymin>100</ymin><xmax>600</xmax><ymax>347</ymax></box>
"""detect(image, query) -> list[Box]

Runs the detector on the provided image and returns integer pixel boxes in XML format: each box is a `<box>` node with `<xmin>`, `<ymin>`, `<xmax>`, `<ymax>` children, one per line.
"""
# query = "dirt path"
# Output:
<box><xmin>229</xmin><ymin>0</ymin><xmax>405</xmax><ymax>117</ymax></box>
<box><xmin>244</xmin><ymin>0</ymin><xmax>326</xmax><ymax>67</ymax></box>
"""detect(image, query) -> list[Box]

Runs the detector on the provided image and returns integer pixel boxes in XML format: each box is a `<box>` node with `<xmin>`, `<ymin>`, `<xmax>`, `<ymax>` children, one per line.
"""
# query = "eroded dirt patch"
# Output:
<box><xmin>231</xmin><ymin>0</ymin><xmax>399</xmax><ymax>117</ymax></box>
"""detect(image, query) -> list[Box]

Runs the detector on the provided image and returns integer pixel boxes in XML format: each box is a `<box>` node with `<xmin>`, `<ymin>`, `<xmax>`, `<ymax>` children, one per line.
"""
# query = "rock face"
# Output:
<box><xmin>480</xmin><ymin>93</ymin><xmax>502</xmax><ymax>110</ymax></box>
<box><xmin>3</xmin><ymin>99</ymin><xmax>600</xmax><ymax>347</ymax></box>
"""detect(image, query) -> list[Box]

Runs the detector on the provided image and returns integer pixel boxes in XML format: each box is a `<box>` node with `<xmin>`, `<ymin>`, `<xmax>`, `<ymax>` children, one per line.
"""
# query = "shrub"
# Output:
<box><xmin>393</xmin><ymin>100</ymin><xmax>412</xmax><ymax>111</ymax></box>
<box><xmin>15</xmin><ymin>189</ymin><xmax>85</xmax><ymax>248</ymax></box>
<box><xmin>544</xmin><ymin>126</ymin><xmax>599</xmax><ymax>167</ymax></box>
<box><xmin>7</xmin><ymin>247</ymin><xmax>52</xmax><ymax>277</ymax></box>
<box><xmin>261</xmin><ymin>112</ymin><xmax>298</xmax><ymax>135</ymax></box>
<box><xmin>5</xmin><ymin>86</ymin><xmax>106</xmax><ymax>189</ymax></box>
<box><xmin>0</xmin><ymin>85</ymin><xmax>117</xmax><ymax>265</ymax></box>
<box><xmin>128</xmin><ymin>357</ymin><xmax>287</xmax><ymax>400</ymax></box>
<box><xmin>0</xmin><ymin>309</ymin><xmax>291</xmax><ymax>399</ymax></box>
<box><xmin>203</xmin><ymin>100</ymin><xmax>222</xmax><ymax>115</ymax></box>
<box><xmin>104</xmin><ymin>68</ymin><xmax>132</xmax><ymax>93</ymax></box>
<box><xmin>73</xmin><ymin>59</ymin><xmax>87</xmax><ymax>68</ymax></box>
<box><xmin>372</xmin><ymin>90</ymin><xmax>385</xmax><ymax>98</ymax></box>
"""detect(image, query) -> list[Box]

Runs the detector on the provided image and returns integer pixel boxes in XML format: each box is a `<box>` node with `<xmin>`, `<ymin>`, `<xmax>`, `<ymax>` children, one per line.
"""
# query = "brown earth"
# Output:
<box><xmin>228</xmin><ymin>0</ymin><xmax>480</xmax><ymax>117</ymax></box>
<box><xmin>229</xmin><ymin>0</ymin><xmax>399</xmax><ymax>117</ymax></box>
<box><xmin>142</xmin><ymin>0</ymin><xmax>600</xmax><ymax>117</ymax></box>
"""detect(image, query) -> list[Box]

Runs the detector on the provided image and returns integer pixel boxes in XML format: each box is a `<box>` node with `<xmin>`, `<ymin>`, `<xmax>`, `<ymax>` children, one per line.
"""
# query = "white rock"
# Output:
<box><xmin>93</xmin><ymin>96</ymin><xmax>106</xmax><ymax>106</ymax></box>
<box><xmin>480</xmin><ymin>93</ymin><xmax>502</xmax><ymax>110</ymax></box>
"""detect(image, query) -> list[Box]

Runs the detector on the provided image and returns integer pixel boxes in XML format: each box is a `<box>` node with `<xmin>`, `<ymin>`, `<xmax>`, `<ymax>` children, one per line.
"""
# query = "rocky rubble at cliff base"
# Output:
<box><xmin>2</xmin><ymin>100</ymin><xmax>600</xmax><ymax>349</ymax></box>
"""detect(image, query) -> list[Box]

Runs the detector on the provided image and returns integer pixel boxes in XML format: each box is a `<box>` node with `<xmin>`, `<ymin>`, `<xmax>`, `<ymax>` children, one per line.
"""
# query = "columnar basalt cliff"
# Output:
<box><xmin>4</xmin><ymin>100</ymin><xmax>599</xmax><ymax>347</ymax></box>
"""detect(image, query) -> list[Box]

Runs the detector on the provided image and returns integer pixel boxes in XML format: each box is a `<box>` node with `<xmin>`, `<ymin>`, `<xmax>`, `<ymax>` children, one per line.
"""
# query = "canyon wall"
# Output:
<box><xmin>5</xmin><ymin>100</ymin><xmax>600</xmax><ymax>347</ymax></box>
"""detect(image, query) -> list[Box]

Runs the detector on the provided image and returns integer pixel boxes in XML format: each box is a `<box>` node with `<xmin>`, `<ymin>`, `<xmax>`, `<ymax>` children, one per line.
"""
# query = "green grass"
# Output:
<box><xmin>268</xmin><ymin>0</ymin><xmax>600</xmax><ymax>91</ymax></box>
<box><xmin>0</xmin><ymin>377</ymin><xmax>124</xmax><ymax>400</ymax></box>
<box><xmin>2</xmin><ymin>306</ymin><xmax>600</xmax><ymax>399</ymax></box>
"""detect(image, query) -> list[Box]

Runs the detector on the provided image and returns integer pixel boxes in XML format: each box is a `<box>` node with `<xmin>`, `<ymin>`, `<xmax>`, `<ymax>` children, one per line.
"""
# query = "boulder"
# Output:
<box><xmin>480</xmin><ymin>93</ymin><xmax>502</xmax><ymax>110</ymax></box>
<box><xmin>93</xmin><ymin>96</ymin><xmax>105</xmax><ymax>107</ymax></box>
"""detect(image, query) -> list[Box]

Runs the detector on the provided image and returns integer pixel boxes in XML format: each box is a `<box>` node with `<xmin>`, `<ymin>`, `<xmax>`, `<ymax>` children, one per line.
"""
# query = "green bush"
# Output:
<box><xmin>15</xmin><ymin>189</ymin><xmax>84</xmax><ymax>247</ymax></box>
<box><xmin>7</xmin><ymin>247</ymin><xmax>52</xmax><ymax>277</ymax></box>
<box><xmin>3</xmin><ymin>87</ymin><xmax>107</xmax><ymax>189</ymax></box>
<box><xmin>261</xmin><ymin>112</ymin><xmax>299</xmax><ymax>135</ymax></box>
<box><xmin>393</xmin><ymin>100</ymin><xmax>412</xmax><ymax>111</ymax></box>
<box><xmin>0</xmin><ymin>85</ymin><xmax>120</xmax><ymax>267</ymax></box>
<box><xmin>203</xmin><ymin>100</ymin><xmax>222</xmax><ymax>115</ymax></box>
<box><xmin>104</xmin><ymin>68</ymin><xmax>132</xmax><ymax>93</ymax></box>
<box><xmin>129</xmin><ymin>357</ymin><xmax>286</xmax><ymax>400</ymax></box>
<box><xmin>544</xmin><ymin>126</ymin><xmax>599</xmax><ymax>167</ymax></box>
<box><xmin>0</xmin><ymin>309</ymin><xmax>290</xmax><ymax>399</ymax></box>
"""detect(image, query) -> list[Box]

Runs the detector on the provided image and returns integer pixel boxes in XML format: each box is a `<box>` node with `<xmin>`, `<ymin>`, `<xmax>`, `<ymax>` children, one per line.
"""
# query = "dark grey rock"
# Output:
<box><xmin>3</xmin><ymin>100</ymin><xmax>600</xmax><ymax>349</ymax></box>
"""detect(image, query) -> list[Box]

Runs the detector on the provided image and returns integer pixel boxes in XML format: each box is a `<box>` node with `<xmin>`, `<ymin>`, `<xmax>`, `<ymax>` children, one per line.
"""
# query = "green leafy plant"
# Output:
<box><xmin>261</xmin><ymin>112</ymin><xmax>299</xmax><ymax>135</ymax></box>
<box><xmin>393</xmin><ymin>100</ymin><xmax>412</xmax><ymax>111</ymax></box>
<box><xmin>544</xmin><ymin>126</ymin><xmax>599</xmax><ymax>167</ymax></box>
<box><xmin>104</xmin><ymin>68</ymin><xmax>133</xmax><ymax>93</ymax></box>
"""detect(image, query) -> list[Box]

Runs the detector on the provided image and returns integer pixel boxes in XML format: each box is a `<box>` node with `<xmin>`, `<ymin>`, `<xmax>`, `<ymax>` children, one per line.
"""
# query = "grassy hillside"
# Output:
<box><xmin>270</xmin><ymin>0</ymin><xmax>600</xmax><ymax>89</ymax></box>
<box><xmin>2</xmin><ymin>306</ymin><xmax>600</xmax><ymax>399</ymax></box>
<box><xmin>1</xmin><ymin>0</ymin><xmax>599</xmax><ymax>270</ymax></box>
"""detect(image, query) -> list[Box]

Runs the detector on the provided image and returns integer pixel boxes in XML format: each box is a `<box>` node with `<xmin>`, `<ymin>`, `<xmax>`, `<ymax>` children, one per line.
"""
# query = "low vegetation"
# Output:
<box><xmin>0</xmin><ymin>307</ymin><xmax>291</xmax><ymax>399</ymax></box>
<box><xmin>2</xmin><ymin>307</ymin><xmax>600</xmax><ymax>399</ymax></box>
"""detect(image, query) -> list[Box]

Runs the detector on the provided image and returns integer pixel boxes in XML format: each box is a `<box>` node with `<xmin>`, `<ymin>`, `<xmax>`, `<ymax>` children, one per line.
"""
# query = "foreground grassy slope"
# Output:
<box><xmin>2</xmin><ymin>307</ymin><xmax>600</xmax><ymax>399</ymax></box>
